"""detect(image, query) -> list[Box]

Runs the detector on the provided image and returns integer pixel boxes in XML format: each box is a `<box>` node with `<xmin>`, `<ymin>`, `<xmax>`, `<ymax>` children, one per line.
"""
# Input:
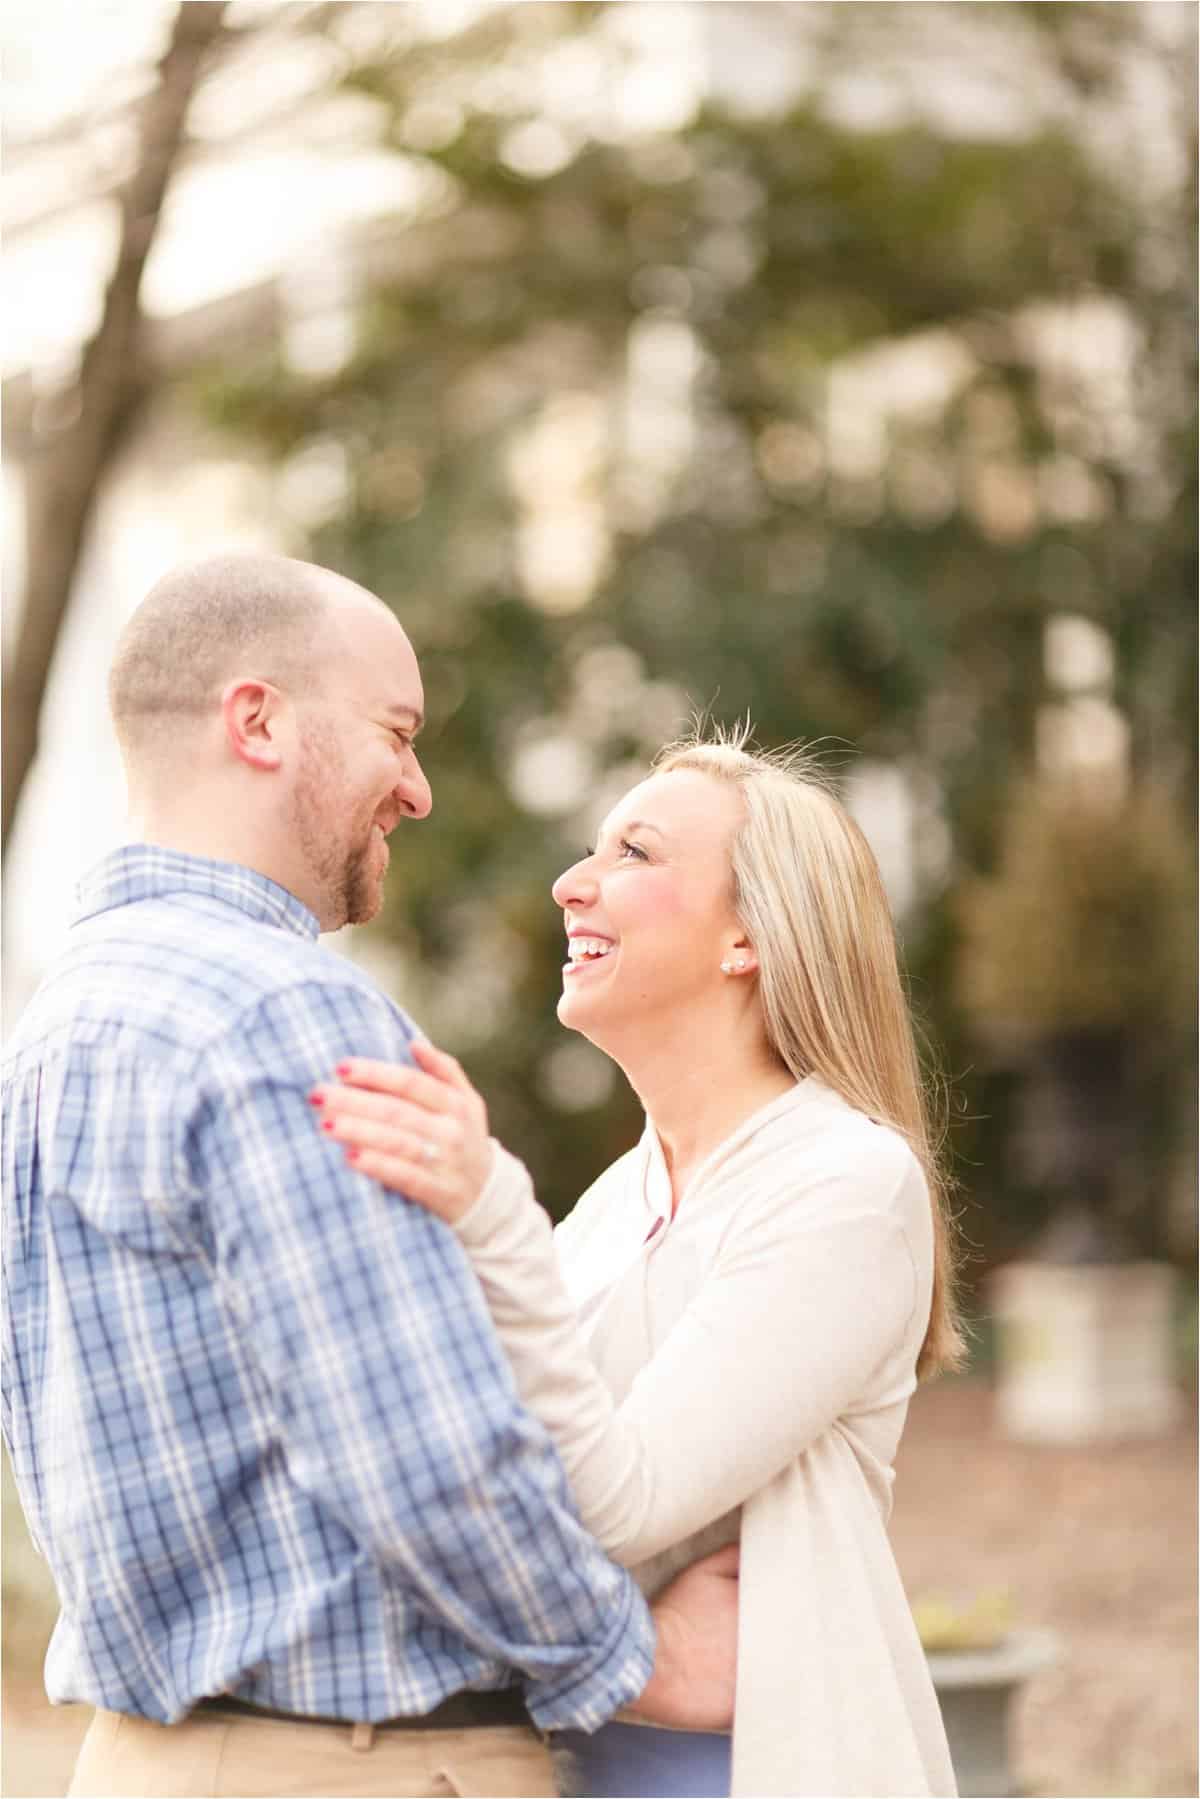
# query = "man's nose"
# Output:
<box><xmin>396</xmin><ymin>754</ymin><xmax>432</xmax><ymax>819</ymax></box>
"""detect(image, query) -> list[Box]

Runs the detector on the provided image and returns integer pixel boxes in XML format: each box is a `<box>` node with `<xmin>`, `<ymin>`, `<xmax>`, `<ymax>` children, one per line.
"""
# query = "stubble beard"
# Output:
<box><xmin>343</xmin><ymin>833</ymin><xmax>384</xmax><ymax>926</ymax></box>
<box><xmin>292</xmin><ymin>731</ymin><xmax>385</xmax><ymax>930</ymax></box>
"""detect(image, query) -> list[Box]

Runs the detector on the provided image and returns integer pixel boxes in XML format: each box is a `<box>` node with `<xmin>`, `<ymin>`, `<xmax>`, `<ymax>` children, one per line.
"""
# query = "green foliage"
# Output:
<box><xmin>190</xmin><ymin>2</ymin><xmax>1196</xmax><ymax>1264</ymax></box>
<box><xmin>958</xmin><ymin>778</ymin><xmax>1197</xmax><ymax>1039</ymax></box>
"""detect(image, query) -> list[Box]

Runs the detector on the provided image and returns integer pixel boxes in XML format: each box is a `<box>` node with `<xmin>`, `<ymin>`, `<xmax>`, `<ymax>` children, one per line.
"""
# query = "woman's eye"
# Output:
<box><xmin>581</xmin><ymin>840</ymin><xmax>646</xmax><ymax>861</ymax></box>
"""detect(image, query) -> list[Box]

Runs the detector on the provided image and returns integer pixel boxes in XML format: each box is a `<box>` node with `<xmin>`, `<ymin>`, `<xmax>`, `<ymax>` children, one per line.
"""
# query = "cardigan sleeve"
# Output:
<box><xmin>454</xmin><ymin>1136</ymin><xmax>923</xmax><ymax>1569</ymax></box>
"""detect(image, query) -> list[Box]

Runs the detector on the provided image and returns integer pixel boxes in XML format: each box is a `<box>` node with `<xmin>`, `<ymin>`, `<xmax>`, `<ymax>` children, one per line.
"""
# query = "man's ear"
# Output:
<box><xmin>221</xmin><ymin>678</ymin><xmax>286</xmax><ymax>771</ymax></box>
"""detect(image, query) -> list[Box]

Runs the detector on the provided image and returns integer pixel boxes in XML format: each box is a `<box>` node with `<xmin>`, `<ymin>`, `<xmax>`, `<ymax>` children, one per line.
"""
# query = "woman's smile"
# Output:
<box><xmin>563</xmin><ymin>933</ymin><xmax>618</xmax><ymax>980</ymax></box>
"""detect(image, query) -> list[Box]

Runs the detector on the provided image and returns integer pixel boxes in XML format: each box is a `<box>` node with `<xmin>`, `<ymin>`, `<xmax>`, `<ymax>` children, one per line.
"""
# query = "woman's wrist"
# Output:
<box><xmin>452</xmin><ymin>1139</ymin><xmax>534</xmax><ymax>1244</ymax></box>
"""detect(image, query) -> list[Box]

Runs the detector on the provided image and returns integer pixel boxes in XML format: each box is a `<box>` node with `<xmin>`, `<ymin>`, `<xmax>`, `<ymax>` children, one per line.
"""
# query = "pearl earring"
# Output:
<box><xmin>736</xmin><ymin>958</ymin><xmax>747</xmax><ymax>970</ymax></box>
<box><xmin>720</xmin><ymin>961</ymin><xmax>733</xmax><ymax>974</ymax></box>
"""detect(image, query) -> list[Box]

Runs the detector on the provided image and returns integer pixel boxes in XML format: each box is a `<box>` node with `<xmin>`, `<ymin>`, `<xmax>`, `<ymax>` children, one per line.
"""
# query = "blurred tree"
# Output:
<box><xmin>958</xmin><ymin>775</ymin><xmax>1196</xmax><ymax>1260</ymax></box>
<box><xmin>195</xmin><ymin>0</ymin><xmax>1196</xmax><ymax>1278</ymax></box>
<box><xmin>2</xmin><ymin>1</ymin><xmax>230</xmax><ymax>852</ymax></box>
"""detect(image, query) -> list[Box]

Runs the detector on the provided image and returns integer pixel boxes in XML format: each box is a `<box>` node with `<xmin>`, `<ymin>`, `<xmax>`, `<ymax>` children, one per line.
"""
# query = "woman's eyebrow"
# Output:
<box><xmin>598</xmin><ymin>819</ymin><xmax>665</xmax><ymax>844</ymax></box>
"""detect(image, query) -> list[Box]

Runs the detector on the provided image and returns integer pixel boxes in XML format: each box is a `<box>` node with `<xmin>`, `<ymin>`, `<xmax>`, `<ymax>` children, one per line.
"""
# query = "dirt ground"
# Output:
<box><xmin>889</xmin><ymin>1379</ymin><xmax>1198</xmax><ymax>1798</ymax></box>
<box><xmin>3</xmin><ymin>1377</ymin><xmax>1196</xmax><ymax>1798</ymax></box>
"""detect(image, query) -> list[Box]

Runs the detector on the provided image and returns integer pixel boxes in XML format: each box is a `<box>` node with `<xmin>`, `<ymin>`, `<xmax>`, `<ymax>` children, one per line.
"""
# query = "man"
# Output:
<box><xmin>1</xmin><ymin>556</ymin><xmax>737</xmax><ymax>1799</ymax></box>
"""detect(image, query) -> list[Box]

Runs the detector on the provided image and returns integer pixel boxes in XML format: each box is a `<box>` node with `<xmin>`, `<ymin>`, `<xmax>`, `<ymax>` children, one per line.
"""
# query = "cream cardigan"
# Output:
<box><xmin>454</xmin><ymin>1078</ymin><xmax>957</xmax><ymax>1797</ymax></box>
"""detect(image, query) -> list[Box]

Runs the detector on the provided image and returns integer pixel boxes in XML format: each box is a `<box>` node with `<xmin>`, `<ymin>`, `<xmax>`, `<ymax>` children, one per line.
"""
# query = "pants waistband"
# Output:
<box><xmin>193</xmin><ymin>1688</ymin><xmax>534</xmax><ymax>1733</ymax></box>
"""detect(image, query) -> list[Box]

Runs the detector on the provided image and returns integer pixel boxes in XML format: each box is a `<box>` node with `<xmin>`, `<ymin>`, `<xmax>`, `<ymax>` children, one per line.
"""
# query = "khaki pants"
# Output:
<box><xmin>66</xmin><ymin>1707</ymin><xmax>558</xmax><ymax>1798</ymax></box>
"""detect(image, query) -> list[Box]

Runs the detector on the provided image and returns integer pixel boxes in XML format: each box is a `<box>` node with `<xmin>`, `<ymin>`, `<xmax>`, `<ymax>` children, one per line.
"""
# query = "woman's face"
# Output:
<box><xmin>552</xmin><ymin>768</ymin><xmax>752</xmax><ymax>1048</ymax></box>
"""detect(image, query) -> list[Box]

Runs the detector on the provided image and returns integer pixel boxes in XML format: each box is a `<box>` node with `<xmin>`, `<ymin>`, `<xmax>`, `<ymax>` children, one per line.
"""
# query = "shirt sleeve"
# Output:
<box><xmin>454</xmin><ymin>1137</ymin><xmax>924</xmax><ymax>1568</ymax></box>
<box><xmin>184</xmin><ymin>975</ymin><xmax>654</xmax><ymax>1731</ymax></box>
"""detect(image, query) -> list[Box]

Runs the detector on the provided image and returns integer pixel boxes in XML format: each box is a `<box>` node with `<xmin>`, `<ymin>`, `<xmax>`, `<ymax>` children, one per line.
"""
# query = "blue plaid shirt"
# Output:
<box><xmin>1</xmin><ymin>846</ymin><xmax>654</xmax><ymax>1727</ymax></box>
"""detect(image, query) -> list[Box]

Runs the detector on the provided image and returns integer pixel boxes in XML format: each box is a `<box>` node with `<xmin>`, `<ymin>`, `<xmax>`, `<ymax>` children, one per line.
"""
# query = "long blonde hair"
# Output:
<box><xmin>654</xmin><ymin>727</ymin><xmax>965</xmax><ymax>1379</ymax></box>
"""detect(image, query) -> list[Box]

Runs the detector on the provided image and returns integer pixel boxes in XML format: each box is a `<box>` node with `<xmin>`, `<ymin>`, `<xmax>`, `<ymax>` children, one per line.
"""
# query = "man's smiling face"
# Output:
<box><xmin>289</xmin><ymin>600</ymin><xmax>431</xmax><ymax>930</ymax></box>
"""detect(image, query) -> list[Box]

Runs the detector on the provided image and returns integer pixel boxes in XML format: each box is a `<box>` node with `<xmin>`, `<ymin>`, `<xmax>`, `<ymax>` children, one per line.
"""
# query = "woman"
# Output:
<box><xmin>311</xmin><ymin>731</ymin><xmax>962</xmax><ymax>1798</ymax></box>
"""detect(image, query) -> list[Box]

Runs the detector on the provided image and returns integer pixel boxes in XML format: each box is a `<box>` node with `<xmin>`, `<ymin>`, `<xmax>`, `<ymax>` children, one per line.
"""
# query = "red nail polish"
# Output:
<box><xmin>336</xmin><ymin>1062</ymin><xmax>352</xmax><ymax>1078</ymax></box>
<box><xmin>308</xmin><ymin>1092</ymin><xmax>325</xmax><ymax>1107</ymax></box>
<box><xmin>321</xmin><ymin>1119</ymin><xmax>336</xmax><ymax>1133</ymax></box>
<box><xmin>346</xmin><ymin>1147</ymin><xmax>360</xmax><ymax>1162</ymax></box>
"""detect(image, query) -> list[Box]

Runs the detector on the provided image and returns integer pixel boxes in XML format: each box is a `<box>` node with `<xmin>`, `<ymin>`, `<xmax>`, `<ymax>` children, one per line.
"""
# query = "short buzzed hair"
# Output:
<box><xmin>109</xmin><ymin>554</ymin><xmax>368</xmax><ymax>754</ymax></box>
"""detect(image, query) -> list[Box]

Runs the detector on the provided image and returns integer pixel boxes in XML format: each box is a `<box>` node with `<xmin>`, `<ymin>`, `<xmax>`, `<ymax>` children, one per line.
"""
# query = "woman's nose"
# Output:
<box><xmin>552</xmin><ymin>855</ymin><xmax>598</xmax><ymax>911</ymax></box>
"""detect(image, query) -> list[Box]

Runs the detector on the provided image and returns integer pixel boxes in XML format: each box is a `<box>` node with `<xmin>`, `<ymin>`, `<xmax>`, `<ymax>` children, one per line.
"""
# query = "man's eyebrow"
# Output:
<box><xmin>386</xmin><ymin>704</ymin><xmax>425</xmax><ymax>735</ymax></box>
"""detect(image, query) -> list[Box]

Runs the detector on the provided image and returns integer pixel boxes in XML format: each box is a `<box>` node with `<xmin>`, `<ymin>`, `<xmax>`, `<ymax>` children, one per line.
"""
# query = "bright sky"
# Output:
<box><xmin>2</xmin><ymin>0</ymin><xmax>170</xmax><ymax>138</ymax></box>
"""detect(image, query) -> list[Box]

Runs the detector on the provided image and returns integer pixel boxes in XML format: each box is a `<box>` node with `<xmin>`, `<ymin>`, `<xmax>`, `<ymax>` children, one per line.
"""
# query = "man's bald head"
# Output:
<box><xmin>109</xmin><ymin>553</ymin><xmax>387</xmax><ymax>758</ymax></box>
<box><xmin>107</xmin><ymin>553</ymin><xmax>429</xmax><ymax>926</ymax></box>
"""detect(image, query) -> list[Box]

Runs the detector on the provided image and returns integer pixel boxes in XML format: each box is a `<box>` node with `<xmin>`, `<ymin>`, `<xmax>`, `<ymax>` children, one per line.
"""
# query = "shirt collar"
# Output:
<box><xmin>73</xmin><ymin>845</ymin><xmax>321</xmax><ymax>942</ymax></box>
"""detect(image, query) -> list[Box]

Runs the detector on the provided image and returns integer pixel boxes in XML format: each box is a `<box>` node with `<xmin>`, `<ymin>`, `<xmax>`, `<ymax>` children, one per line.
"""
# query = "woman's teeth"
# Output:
<box><xmin>567</xmin><ymin>939</ymin><xmax>614</xmax><ymax>963</ymax></box>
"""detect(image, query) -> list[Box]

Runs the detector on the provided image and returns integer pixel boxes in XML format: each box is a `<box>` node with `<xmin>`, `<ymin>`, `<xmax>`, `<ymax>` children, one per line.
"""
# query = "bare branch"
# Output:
<box><xmin>3</xmin><ymin>1</ymin><xmax>232</xmax><ymax>852</ymax></box>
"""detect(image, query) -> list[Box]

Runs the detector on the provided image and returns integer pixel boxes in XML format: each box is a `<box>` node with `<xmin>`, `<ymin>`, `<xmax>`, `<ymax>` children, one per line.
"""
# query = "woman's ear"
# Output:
<box><xmin>721</xmin><ymin>934</ymin><xmax>758</xmax><ymax>976</ymax></box>
<box><xmin>221</xmin><ymin>679</ymin><xmax>285</xmax><ymax>771</ymax></box>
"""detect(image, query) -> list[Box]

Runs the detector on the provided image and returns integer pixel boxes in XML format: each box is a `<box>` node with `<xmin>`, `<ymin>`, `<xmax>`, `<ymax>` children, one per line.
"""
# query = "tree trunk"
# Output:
<box><xmin>2</xmin><ymin>2</ymin><xmax>229</xmax><ymax>852</ymax></box>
